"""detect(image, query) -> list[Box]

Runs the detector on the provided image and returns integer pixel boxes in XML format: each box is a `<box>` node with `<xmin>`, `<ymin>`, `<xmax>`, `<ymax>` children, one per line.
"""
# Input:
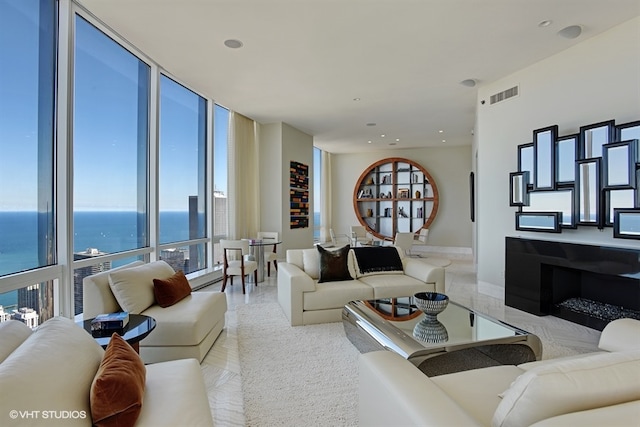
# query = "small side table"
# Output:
<box><xmin>78</xmin><ymin>314</ymin><xmax>156</xmax><ymax>353</ymax></box>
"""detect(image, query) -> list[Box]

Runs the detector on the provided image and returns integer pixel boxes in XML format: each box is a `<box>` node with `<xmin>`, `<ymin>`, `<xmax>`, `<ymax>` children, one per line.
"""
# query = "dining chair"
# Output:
<box><xmin>411</xmin><ymin>228</ymin><xmax>429</xmax><ymax>257</ymax></box>
<box><xmin>220</xmin><ymin>239</ymin><xmax>258</xmax><ymax>294</ymax></box>
<box><xmin>350</xmin><ymin>225</ymin><xmax>374</xmax><ymax>246</ymax></box>
<box><xmin>257</xmin><ymin>231</ymin><xmax>279</xmax><ymax>277</ymax></box>
<box><xmin>328</xmin><ymin>228</ymin><xmax>351</xmax><ymax>247</ymax></box>
<box><xmin>393</xmin><ymin>232</ymin><xmax>416</xmax><ymax>256</ymax></box>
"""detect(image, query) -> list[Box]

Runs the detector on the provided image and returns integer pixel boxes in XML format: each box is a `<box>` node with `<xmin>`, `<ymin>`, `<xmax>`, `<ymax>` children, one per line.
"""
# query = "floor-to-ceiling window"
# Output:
<box><xmin>72</xmin><ymin>15</ymin><xmax>151</xmax><ymax>315</ymax></box>
<box><xmin>313</xmin><ymin>147</ymin><xmax>322</xmax><ymax>241</ymax></box>
<box><xmin>158</xmin><ymin>75</ymin><xmax>207</xmax><ymax>274</ymax></box>
<box><xmin>0</xmin><ymin>0</ymin><xmax>233</xmax><ymax>325</ymax></box>
<box><xmin>0</xmin><ymin>0</ymin><xmax>57</xmax><ymax>325</ymax></box>
<box><xmin>212</xmin><ymin>104</ymin><xmax>229</xmax><ymax>265</ymax></box>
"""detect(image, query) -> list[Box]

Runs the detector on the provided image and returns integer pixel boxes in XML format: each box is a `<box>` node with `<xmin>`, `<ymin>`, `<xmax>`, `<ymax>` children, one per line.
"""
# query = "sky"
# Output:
<box><xmin>0</xmin><ymin>1</ymin><xmax>228</xmax><ymax>212</ymax></box>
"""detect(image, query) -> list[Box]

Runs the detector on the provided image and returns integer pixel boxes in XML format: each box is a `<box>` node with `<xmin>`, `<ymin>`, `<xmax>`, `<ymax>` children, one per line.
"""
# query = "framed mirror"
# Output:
<box><xmin>515</xmin><ymin>212</ymin><xmax>561</xmax><ymax>233</ymax></box>
<box><xmin>509</xmin><ymin>171</ymin><xmax>529</xmax><ymax>206</ymax></box>
<box><xmin>556</xmin><ymin>134</ymin><xmax>578</xmax><ymax>184</ymax></box>
<box><xmin>533</xmin><ymin>125</ymin><xmax>557</xmax><ymax>190</ymax></box>
<box><xmin>518</xmin><ymin>143</ymin><xmax>534</xmax><ymax>185</ymax></box>
<box><xmin>603</xmin><ymin>140</ymin><xmax>637</xmax><ymax>189</ymax></box>
<box><xmin>616</xmin><ymin>120</ymin><xmax>640</xmax><ymax>143</ymax></box>
<box><xmin>606</xmin><ymin>189</ymin><xmax>637</xmax><ymax>226</ymax></box>
<box><xmin>522</xmin><ymin>188</ymin><xmax>576</xmax><ymax>228</ymax></box>
<box><xmin>579</xmin><ymin>120</ymin><xmax>614</xmax><ymax>159</ymax></box>
<box><xmin>577</xmin><ymin>158</ymin><xmax>601</xmax><ymax>226</ymax></box>
<box><xmin>613</xmin><ymin>208</ymin><xmax>640</xmax><ymax>239</ymax></box>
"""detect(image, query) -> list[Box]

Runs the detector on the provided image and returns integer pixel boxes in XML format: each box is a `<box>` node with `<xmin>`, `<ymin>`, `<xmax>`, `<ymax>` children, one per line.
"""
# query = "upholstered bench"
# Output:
<box><xmin>83</xmin><ymin>260</ymin><xmax>227</xmax><ymax>364</ymax></box>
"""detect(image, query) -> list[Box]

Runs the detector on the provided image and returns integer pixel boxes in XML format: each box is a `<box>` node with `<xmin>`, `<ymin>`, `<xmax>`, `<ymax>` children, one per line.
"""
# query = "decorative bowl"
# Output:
<box><xmin>413</xmin><ymin>292</ymin><xmax>449</xmax><ymax>316</ymax></box>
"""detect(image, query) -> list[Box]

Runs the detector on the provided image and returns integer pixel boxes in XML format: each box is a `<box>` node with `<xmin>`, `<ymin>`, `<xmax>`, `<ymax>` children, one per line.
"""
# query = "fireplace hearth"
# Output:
<box><xmin>505</xmin><ymin>237</ymin><xmax>640</xmax><ymax>330</ymax></box>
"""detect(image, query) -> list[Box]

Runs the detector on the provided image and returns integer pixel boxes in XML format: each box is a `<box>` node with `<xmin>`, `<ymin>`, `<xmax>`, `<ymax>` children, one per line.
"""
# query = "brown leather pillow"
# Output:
<box><xmin>152</xmin><ymin>270</ymin><xmax>192</xmax><ymax>308</ymax></box>
<box><xmin>317</xmin><ymin>244</ymin><xmax>353</xmax><ymax>283</ymax></box>
<box><xmin>90</xmin><ymin>333</ymin><xmax>146</xmax><ymax>427</ymax></box>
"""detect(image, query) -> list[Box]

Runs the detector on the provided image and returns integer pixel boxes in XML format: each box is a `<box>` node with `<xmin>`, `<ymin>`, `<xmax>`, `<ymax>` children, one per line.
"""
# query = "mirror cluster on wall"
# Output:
<box><xmin>509</xmin><ymin>118</ymin><xmax>640</xmax><ymax>239</ymax></box>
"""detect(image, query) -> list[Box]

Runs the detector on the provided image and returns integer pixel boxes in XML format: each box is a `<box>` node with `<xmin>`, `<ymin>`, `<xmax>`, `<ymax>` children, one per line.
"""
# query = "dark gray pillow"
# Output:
<box><xmin>317</xmin><ymin>244</ymin><xmax>353</xmax><ymax>283</ymax></box>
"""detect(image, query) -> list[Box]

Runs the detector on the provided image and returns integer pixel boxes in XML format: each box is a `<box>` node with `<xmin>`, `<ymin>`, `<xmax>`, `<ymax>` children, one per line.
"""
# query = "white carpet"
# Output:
<box><xmin>236</xmin><ymin>303</ymin><xmax>359</xmax><ymax>426</ymax></box>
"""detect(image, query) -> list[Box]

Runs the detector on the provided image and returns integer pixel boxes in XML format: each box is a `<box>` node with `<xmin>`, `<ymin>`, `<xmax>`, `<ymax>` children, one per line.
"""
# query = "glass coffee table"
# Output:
<box><xmin>343</xmin><ymin>296</ymin><xmax>542</xmax><ymax>375</ymax></box>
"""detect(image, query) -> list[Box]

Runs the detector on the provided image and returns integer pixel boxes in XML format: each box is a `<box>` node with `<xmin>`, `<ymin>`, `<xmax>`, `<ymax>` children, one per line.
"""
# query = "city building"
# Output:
<box><xmin>11</xmin><ymin>307</ymin><xmax>39</xmax><ymax>329</ymax></box>
<box><xmin>73</xmin><ymin>248</ymin><xmax>112</xmax><ymax>316</ymax></box>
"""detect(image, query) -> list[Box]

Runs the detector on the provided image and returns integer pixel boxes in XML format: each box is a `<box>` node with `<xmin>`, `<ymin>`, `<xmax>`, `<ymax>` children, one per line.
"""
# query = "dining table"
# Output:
<box><xmin>243</xmin><ymin>238</ymin><xmax>282</xmax><ymax>283</ymax></box>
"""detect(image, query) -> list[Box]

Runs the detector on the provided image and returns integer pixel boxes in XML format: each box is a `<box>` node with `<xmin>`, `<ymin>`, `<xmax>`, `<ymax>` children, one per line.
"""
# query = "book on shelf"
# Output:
<box><xmin>91</xmin><ymin>312</ymin><xmax>129</xmax><ymax>331</ymax></box>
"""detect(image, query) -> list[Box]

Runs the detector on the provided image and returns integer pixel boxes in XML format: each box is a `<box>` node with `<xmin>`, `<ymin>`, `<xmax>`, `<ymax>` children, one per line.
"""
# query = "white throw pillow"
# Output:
<box><xmin>492</xmin><ymin>350</ymin><xmax>640</xmax><ymax>427</ymax></box>
<box><xmin>108</xmin><ymin>261</ymin><xmax>175</xmax><ymax>314</ymax></box>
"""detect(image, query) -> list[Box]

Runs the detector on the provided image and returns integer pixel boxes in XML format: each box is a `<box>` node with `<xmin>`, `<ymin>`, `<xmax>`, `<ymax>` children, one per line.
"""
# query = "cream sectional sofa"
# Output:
<box><xmin>359</xmin><ymin>318</ymin><xmax>640</xmax><ymax>427</ymax></box>
<box><xmin>83</xmin><ymin>260</ymin><xmax>227</xmax><ymax>364</ymax></box>
<box><xmin>278</xmin><ymin>245</ymin><xmax>445</xmax><ymax>326</ymax></box>
<box><xmin>0</xmin><ymin>317</ymin><xmax>214</xmax><ymax>427</ymax></box>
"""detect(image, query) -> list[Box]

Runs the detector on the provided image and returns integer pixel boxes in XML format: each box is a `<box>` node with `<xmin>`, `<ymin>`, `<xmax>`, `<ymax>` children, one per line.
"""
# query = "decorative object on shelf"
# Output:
<box><xmin>508</xmin><ymin>118</ymin><xmax>639</xmax><ymax>235</ymax></box>
<box><xmin>353</xmin><ymin>158</ymin><xmax>439</xmax><ymax>241</ymax></box>
<box><xmin>289</xmin><ymin>161</ymin><xmax>309</xmax><ymax>229</ymax></box>
<box><xmin>366</xmin><ymin>208</ymin><xmax>373</xmax><ymax>217</ymax></box>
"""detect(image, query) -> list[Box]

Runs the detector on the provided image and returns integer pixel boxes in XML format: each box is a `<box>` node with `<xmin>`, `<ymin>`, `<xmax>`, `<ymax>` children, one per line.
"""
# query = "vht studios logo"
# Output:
<box><xmin>9</xmin><ymin>410</ymin><xmax>87</xmax><ymax>420</ymax></box>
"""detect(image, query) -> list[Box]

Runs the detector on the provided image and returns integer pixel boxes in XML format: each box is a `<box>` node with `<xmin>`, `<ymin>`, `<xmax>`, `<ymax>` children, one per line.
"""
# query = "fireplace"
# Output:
<box><xmin>505</xmin><ymin>237</ymin><xmax>640</xmax><ymax>330</ymax></box>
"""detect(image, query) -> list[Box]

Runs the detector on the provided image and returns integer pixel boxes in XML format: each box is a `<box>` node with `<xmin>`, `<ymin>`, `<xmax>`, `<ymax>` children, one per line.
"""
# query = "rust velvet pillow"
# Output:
<box><xmin>90</xmin><ymin>333</ymin><xmax>146</xmax><ymax>427</ymax></box>
<box><xmin>152</xmin><ymin>270</ymin><xmax>192</xmax><ymax>308</ymax></box>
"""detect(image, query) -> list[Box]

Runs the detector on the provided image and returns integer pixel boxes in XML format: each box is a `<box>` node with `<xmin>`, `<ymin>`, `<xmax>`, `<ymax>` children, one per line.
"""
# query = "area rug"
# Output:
<box><xmin>236</xmin><ymin>303</ymin><xmax>359</xmax><ymax>426</ymax></box>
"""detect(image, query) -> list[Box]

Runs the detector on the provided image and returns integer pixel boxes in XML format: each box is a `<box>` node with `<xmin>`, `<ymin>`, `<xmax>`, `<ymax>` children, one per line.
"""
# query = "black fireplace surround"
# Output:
<box><xmin>505</xmin><ymin>237</ymin><xmax>640</xmax><ymax>330</ymax></box>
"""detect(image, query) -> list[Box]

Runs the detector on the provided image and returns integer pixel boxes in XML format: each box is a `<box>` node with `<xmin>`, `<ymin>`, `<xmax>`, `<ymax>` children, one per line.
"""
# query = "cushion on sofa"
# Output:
<box><xmin>90</xmin><ymin>333</ymin><xmax>146</xmax><ymax>427</ymax></box>
<box><xmin>492</xmin><ymin>350</ymin><xmax>640</xmax><ymax>427</ymax></box>
<box><xmin>302</xmin><ymin>248</ymin><xmax>320</xmax><ymax>279</ymax></box>
<box><xmin>351</xmin><ymin>246</ymin><xmax>404</xmax><ymax>278</ymax></box>
<box><xmin>0</xmin><ymin>317</ymin><xmax>104</xmax><ymax>427</ymax></box>
<box><xmin>598</xmin><ymin>318</ymin><xmax>640</xmax><ymax>352</ymax></box>
<box><xmin>152</xmin><ymin>270</ymin><xmax>192</xmax><ymax>308</ymax></box>
<box><xmin>317</xmin><ymin>244</ymin><xmax>353</xmax><ymax>283</ymax></box>
<box><xmin>140</xmin><ymin>291</ymin><xmax>227</xmax><ymax>347</ymax></box>
<box><xmin>108</xmin><ymin>260</ymin><xmax>175</xmax><ymax>314</ymax></box>
<box><xmin>528</xmin><ymin>400</ymin><xmax>640</xmax><ymax>427</ymax></box>
<box><xmin>0</xmin><ymin>320</ymin><xmax>32</xmax><ymax>363</ymax></box>
<box><xmin>359</xmin><ymin>273</ymin><xmax>438</xmax><ymax>299</ymax></box>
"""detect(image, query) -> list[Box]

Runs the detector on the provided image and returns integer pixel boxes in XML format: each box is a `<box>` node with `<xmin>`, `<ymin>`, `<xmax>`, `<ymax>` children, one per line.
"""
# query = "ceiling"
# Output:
<box><xmin>78</xmin><ymin>0</ymin><xmax>640</xmax><ymax>153</ymax></box>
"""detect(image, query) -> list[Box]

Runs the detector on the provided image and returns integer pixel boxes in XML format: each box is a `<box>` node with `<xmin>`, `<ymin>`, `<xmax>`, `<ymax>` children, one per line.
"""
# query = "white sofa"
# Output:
<box><xmin>0</xmin><ymin>317</ymin><xmax>214</xmax><ymax>427</ymax></box>
<box><xmin>83</xmin><ymin>260</ymin><xmax>227</xmax><ymax>364</ymax></box>
<box><xmin>278</xmin><ymin>246</ymin><xmax>445</xmax><ymax>326</ymax></box>
<box><xmin>359</xmin><ymin>318</ymin><xmax>640</xmax><ymax>427</ymax></box>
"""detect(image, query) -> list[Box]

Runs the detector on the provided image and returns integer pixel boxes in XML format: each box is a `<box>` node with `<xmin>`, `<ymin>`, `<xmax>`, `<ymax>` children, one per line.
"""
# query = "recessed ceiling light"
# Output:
<box><xmin>381</xmin><ymin>134</ymin><xmax>386</xmax><ymax>138</ymax></box>
<box><xmin>438</xmin><ymin>130</ymin><xmax>444</xmax><ymax>133</ymax></box>
<box><xmin>367</xmin><ymin>140</ymin><xmax>372</xmax><ymax>144</ymax></box>
<box><xmin>558</xmin><ymin>25</ymin><xmax>582</xmax><ymax>39</ymax></box>
<box><xmin>460</xmin><ymin>79</ymin><xmax>477</xmax><ymax>87</ymax></box>
<box><xmin>442</xmin><ymin>139</ymin><xmax>446</xmax><ymax>143</ymax></box>
<box><xmin>395</xmin><ymin>138</ymin><xmax>400</xmax><ymax>142</ymax></box>
<box><xmin>538</xmin><ymin>20</ymin><xmax>552</xmax><ymax>28</ymax></box>
<box><xmin>366</xmin><ymin>123</ymin><xmax>376</xmax><ymax>127</ymax></box>
<box><xmin>353</xmin><ymin>98</ymin><xmax>361</xmax><ymax>101</ymax></box>
<box><xmin>224</xmin><ymin>39</ymin><xmax>243</xmax><ymax>49</ymax></box>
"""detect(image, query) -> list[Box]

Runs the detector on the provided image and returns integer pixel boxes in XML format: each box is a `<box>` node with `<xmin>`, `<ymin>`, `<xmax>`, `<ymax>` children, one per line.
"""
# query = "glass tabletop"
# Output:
<box><xmin>364</xmin><ymin>297</ymin><xmax>528</xmax><ymax>347</ymax></box>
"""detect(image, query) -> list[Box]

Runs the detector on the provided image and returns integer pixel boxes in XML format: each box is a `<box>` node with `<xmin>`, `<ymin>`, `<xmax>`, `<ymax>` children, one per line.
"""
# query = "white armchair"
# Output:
<box><xmin>220</xmin><ymin>239</ymin><xmax>258</xmax><ymax>294</ymax></box>
<box><xmin>393</xmin><ymin>232</ymin><xmax>415</xmax><ymax>256</ymax></box>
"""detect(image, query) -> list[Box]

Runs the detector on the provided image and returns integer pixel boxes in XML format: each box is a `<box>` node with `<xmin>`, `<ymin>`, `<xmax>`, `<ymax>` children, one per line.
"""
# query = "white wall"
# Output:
<box><xmin>258</xmin><ymin>122</ymin><xmax>314</xmax><ymax>255</ymax></box>
<box><xmin>475</xmin><ymin>17</ymin><xmax>640</xmax><ymax>288</ymax></box>
<box><xmin>332</xmin><ymin>145</ymin><xmax>472</xmax><ymax>248</ymax></box>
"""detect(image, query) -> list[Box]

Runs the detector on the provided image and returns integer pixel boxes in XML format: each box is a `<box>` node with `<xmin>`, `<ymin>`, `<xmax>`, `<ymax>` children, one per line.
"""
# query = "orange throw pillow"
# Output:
<box><xmin>152</xmin><ymin>270</ymin><xmax>192</xmax><ymax>308</ymax></box>
<box><xmin>90</xmin><ymin>333</ymin><xmax>146</xmax><ymax>427</ymax></box>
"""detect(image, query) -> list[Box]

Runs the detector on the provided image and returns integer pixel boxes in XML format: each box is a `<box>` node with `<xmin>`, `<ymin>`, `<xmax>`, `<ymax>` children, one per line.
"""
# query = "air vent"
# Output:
<box><xmin>490</xmin><ymin>85</ymin><xmax>519</xmax><ymax>105</ymax></box>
